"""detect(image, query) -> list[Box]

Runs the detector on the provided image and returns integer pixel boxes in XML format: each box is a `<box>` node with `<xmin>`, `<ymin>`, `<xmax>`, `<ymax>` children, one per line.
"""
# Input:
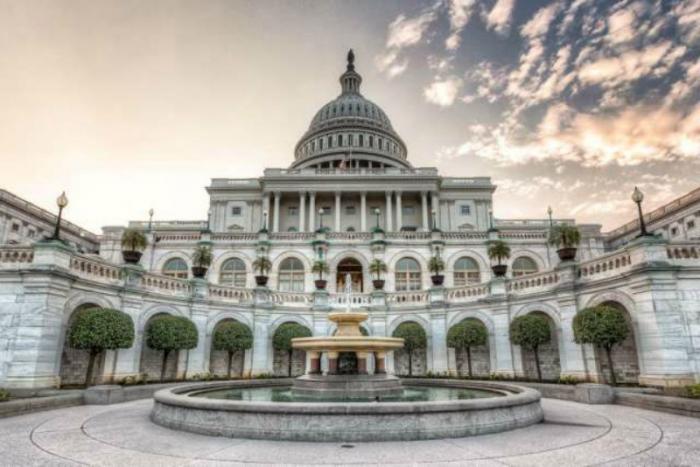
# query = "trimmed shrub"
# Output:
<box><xmin>68</xmin><ymin>308</ymin><xmax>135</xmax><ymax>387</ymax></box>
<box><xmin>272</xmin><ymin>323</ymin><xmax>312</xmax><ymax>376</ymax></box>
<box><xmin>0</xmin><ymin>389</ymin><xmax>9</xmax><ymax>402</ymax></box>
<box><xmin>392</xmin><ymin>322</ymin><xmax>427</xmax><ymax>376</ymax></box>
<box><xmin>212</xmin><ymin>321</ymin><xmax>253</xmax><ymax>378</ymax></box>
<box><xmin>146</xmin><ymin>315</ymin><xmax>198</xmax><ymax>382</ymax></box>
<box><xmin>573</xmin><ymin>305</ymin><xmax>630</xmax><ymax>386</ymax></box>
<box><xmin>510</xmin><ymin>314</ymin><xmax>551</xmax><ymax>382</ymax></box>
<box><xmin>447</xmin><ymin>319</ymin><xmax>488</xmax><ymax>377</ymax></box>
<box><xmin>685</xmin><ymin>384</ymin><xmax>700</xmax><ymax>399</ymax></box>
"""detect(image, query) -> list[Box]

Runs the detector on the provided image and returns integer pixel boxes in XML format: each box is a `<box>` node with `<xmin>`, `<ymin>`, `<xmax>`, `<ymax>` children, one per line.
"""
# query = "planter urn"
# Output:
<box><xmin>122</xmin><ymin>250</ymin><xmax>142</xmax><ymax>265</ymax></box>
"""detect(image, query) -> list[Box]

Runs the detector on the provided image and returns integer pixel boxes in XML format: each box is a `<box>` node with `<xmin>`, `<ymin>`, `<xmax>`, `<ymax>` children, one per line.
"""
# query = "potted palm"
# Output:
<box><xmin>312</xmin><ymin>259</ymin><xmax>329</xmax><ymax>290</ymax></box>
<box><xmin>549</xmin><ymin>224</ymin><xmax>581</xmax><ymax>261</ymax></box>
<box><xmin>428</xmin><ymin>256</ymin><xmax>445</xmax><ymax>286</ymax></box>
<box><xmin>487</xmin><ymin>240</ymin><xmax>511</xmax><ymax>277</ymax></box>
<box><xmin>121</xmin><ymin>228</ymin><xmax>148</xmax><ymax>264</ymax></box>
<box><xmin>252</xmin><ymin>256</ymin><xmax>272</xmax><ymax>287</ymax></box>
<box><xmin>369</xmin><ymin>258</ymin><xmax>387</xmax><ymax>290</ymax></box>
<box><xmin>191</xmin><ymin>245</ymin><xmax>212</xmax><ymax>278</ymax></box>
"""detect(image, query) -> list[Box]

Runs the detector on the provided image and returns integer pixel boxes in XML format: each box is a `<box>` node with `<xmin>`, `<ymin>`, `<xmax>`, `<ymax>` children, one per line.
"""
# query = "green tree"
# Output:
<box><xmin>212</xmin><ymin>321</ymin><xmax>253</xmax><ymax>378</ymax></box>
<box><xmin>121</xmin><ymin>228</ymin><xmax>148</xmax><ymax>251</ymax></box>
<box><xmin>510</xmin><ymin>314</ymin><xmax>551</xmax><ymax>381</ymax></box>
<box><xmin>428</xmin><ymin>256</ymin><xmax>445</xmax><ymax>275</ymax></box>
<box><xmin>368</xmin><ymin>259</ymin><xmax>387</xmax><ymax>280</ymax></box>
<box><xmin>146</xmin><ymin>315</ymin><xmax>198</xmax><ymax>382</ymax></box>
<box><xmin>252</xmin><ymin>256</ymin><xmax>272</xmax><ymax>276</ymax></box>
<box><xmin>392</xmin><ymin>322</ymin><xmax>427</xmax><ymax>376</ymax></box>
<box><xmin>272</xmin><ymin>322</ymin><xmax>312</xmax><ymax>376</ymax></box>
<box><xmin>192</xmin><ymin>245</ymin><xmax>213</xmax><ymax>268</ymax></box>
<box><xmin>447</xmin><ymin>319</ymin><xmax>488</xmax><ymax>377</ymax></box>
<box><xmin>573</xmin><ymin>305</ymin><xmax>630</xmax><ymax>386</ymax></box>
<box><xmin>67</xmin><ymin>308</ymin><xmax>134</xmax><ymax>387</ymax></box>
<box><xmin>311</xmin><ymin>260</ymin><xmax>329</xmax><ymax>281</ymax></box>
<box><xmin>487</xmin><ymin>240</ymin><xmax>511</xmax><ymax>265</ymax></box>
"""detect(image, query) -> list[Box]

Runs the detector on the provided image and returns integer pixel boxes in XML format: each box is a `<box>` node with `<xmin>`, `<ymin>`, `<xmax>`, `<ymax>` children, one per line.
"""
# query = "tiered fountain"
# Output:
<box><xmin>151</xmin><ymin>275</ymin><xmax>544</xmax><ymax>441</ymax></box>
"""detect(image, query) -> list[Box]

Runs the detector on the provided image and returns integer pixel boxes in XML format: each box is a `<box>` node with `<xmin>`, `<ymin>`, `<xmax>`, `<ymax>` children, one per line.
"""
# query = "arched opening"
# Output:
<box><xmin>449</xmin><ymin>318</ymin><xmax>490</xmax><ymax>377</ymax></box>
<box><xmin>278</xmin><ymin>257</ymin><xmax>305</xmax><ymax>292</ymax></box>
<box><xmin>163</xmin><ymin>258</ymin><xmax>188</xmax><ymax>279</ymax></box>
<box><xmin>219</xmin><ymin>258</ymin><xmax>246</xmax><ymax>287</ymax></box>
<box><xmin>59</xmin><ymin>303</ymin><xmax>105</xmax><ymax>388</ymax></box>
<box><xmin>392</xmin><ymin>321</ymin><xmax>428</xmax><ymax>376</ymax></box>
<box><xmin>520</xmin><ymin>311</ymin><xmax>561</xmax><ymax>381</ymax></box>
<box><xmin>595</xmin><ymin>301</ymin><xmax>640</xmax><ymax>384</ymax></box>
<box><xmin>139</xmin><ymin>313</ymin><xmax>178</xmax><ymax>382</ymax></box>
<box><xmin>395</xmin><ymin>257</ymin><xmax>421</xmax><ymax>291</ymax></box>
<box><xmin>336</xmin><ymin>257</ymin><xmax>363</xmax><ymax>292</ymax></box>
<box><xmin>209</xmin><ymin>319</ymin><xmax>250</xmax><ymax>378</ymax></box>
<box><xmin>512</xmin><ymin>256</ymin><xmax>538</xmax><ymax>277</ymax></box>
<box><xmin>453</xmin><ymin>257</ymin><xmax>480</xmax><ymax>285</ymax></box>
<box><xmin>272</xmin><ymin>322</ymin><xmax>312</xmax><ymax>377</ymax></box>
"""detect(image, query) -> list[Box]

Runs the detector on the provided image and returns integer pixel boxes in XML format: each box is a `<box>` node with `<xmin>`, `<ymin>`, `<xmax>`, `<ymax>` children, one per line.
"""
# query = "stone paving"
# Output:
<box><xmin>0</xmin><ymin>397</ymin><xmax>699</xmax><ymax>466</ymax></box>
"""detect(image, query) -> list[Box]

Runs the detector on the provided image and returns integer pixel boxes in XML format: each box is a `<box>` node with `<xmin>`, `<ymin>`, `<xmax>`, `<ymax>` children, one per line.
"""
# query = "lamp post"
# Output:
<box><xmin>148</xmin><ymin>208</ymin><xmax>154</xmax><ymax>232</ymax></box>
<box><xmin>546</xmin><ymin>206</ymin><xmax>553</xmax><ymax>266</ymax></box>
<box><xmin>374</xmin><ymin>208</ymin><xmax>381</xmax><ymax>230</ymax></box>
<box><xmin>50</xmin><ymin>191</ymin><xmax>68</xmax><ymax>241</ymax></box>
<box><xmin>632</xmin><ymin>186</ymin><xmax>649</xmax><ymax>237</ymax></box>
<box><xmin>318</xmin><ymin>208</ymin><xmax>325</xmax><ymax>231</ymax></box>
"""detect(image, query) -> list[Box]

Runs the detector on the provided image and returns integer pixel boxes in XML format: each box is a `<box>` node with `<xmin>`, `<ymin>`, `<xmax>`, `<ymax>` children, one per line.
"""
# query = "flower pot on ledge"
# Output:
<box><xmin>255</xmin><ymin>275</ymin><xmax>269</xmax><ymax>287</ymax></box>
<box><xmin>491</xmin><ymin>265</ymin><xmax>507</xmax><ymax>277</ymax></box>
<box><xmin>557</xmin><ymin>247</ymin><xmax>577</xmax><ymax>261</ymax></box>
<box><xmin>315</xmin><ymin>279</ymin><xmax>327</xmax><ymax>290</ymax></box>
<box><xmin>122</xmin><ymin>250</ymin><xmax>142</xmax><ymax>264</ymax></box>
<box><xmin>191</xmin><ymin>266</ymin><xmax>208</xmax><ymax>279</ymax></box>
<box><xmin>372</xmin><ymin>279</ymin><xmax>385</xmax><ymax>290</ymax></box>
<box><xmin>430</xmin><ymin>274</ymin><xmax>444</xmax><ymax>286</ymax></box>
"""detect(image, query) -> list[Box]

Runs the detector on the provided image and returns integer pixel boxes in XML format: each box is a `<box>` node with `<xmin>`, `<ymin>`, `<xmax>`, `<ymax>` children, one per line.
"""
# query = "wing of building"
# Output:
<box><xmin>0</xmin><ymin>51</ymin><xmax>699</xmax><ymax>392</ymax></box>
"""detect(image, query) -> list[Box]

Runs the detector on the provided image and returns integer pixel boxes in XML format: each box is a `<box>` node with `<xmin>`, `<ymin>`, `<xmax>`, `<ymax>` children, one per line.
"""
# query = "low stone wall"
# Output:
<box><xmin>615</xmin><ymin>391</ymin><xmax>700</xmax><ymax>418</ymax></box>
<box><xmin>0</xmin><ymin>391</ymin><xmax>84</xmax><ymax>418</ymax></box>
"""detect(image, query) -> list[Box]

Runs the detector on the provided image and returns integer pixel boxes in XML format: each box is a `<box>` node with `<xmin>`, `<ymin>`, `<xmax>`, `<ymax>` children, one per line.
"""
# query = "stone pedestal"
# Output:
<box><xmin>84</xmin><ymin>385</ymin><xmax>125</xmax><ymax>405</ymax></box>
<box><xmin>291</xmin><ymin>374</ymin><xmax>403</xmax><ymax>399</ymax></box>
<box><xmin>327</xmin><ymin>352</ymin><xmax>338</xmax><ymax>375</ymax></box>
<box><xmin>574</xmin><ymin>383</ymin><xmax>614</xmax><ymax>404</ymax></box>
<box><xmin>375</xmin><ymin>352</ymin><xmax>386</xmax><ymax>374</ymax></box>
<box><xmin>309</xmin><ymin>352</ymin><xmax>321</xmax><ymax>375</ymax></box>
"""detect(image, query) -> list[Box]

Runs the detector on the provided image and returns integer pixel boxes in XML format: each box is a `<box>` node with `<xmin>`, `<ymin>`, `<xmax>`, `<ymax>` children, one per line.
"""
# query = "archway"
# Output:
<box><xmin>449</xmin><ymin>318</ymin><xmax>491</xmax><ymax>377</ymax></box>
<box><xmin>520</xmin><ymin>311</ymin><xmax>561</xmax><ymax>381</ymax></box>
<box><xmin>139</xmin><ymin>313</ymin><xmax>178</xmax><ymax>382</ymax></box>
<box><xmin>59</xmin><ymin>303</ymin><xmax>104</xmax><ymax>387</ymax></box>
<box><xmin>595</xmin><ymin>301</ymin><xmax>640</xmax><ymax>384</ymax></box>
<box><xmin>336</xmin><ymin>257</ymin><xmax>363</xmax><ymax>292</ymax></box>
<box><xmin>209</xmin><ymin>319</ymin><xmax>249</xmax><ymax>378</ymax></box>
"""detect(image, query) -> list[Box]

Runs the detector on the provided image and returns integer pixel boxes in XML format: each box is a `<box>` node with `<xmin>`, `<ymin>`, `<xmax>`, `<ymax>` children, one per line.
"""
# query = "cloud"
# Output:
<box><xmin>376</xmin><ymin>6</ymin><xmax>439</xmax><ymax>77</ymax></box>
<box><xmin>484</xmin><ymin>0</ymin><xmax>516</xmax><ymax>36</ymax></box>
<box><xmin>424</xmin><ymin>76</ymin><xmax>463</xmax><ymax>107</ymax></box>
<box><xmin>445</xmin><ymin>0</ymin><xmax>477</xmax><ymax>50</ymax></box>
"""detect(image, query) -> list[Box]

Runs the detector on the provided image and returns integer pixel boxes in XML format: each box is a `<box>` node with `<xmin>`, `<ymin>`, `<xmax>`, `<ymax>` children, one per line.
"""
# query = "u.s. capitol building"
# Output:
<box><xmin>1</xmin><ymin>51</ymin><xmax>699</xmax><ymax>391</ymax></box>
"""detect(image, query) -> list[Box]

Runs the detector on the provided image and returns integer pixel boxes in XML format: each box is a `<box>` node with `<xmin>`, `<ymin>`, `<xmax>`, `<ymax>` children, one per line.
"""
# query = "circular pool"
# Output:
<box><xmin>151</xmin><ymin>379</ymin><xmax>543</xmax><ymax>442</ymax></box>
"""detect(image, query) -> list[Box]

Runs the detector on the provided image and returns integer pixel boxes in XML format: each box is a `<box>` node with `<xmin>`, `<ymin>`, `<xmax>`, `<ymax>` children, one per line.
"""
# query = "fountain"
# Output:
<box><xmin>150</xmin><ymin>275</ymin><xmax>544</xmax><ymax>441</ymax></box>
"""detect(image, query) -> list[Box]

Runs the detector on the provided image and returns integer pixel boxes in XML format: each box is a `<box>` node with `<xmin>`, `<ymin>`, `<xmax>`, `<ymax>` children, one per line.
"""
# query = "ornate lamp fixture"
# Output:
<box><xmin>50</xmin><ymin>191</ymin><xmax>68</xmax><ymax>242</ymax></box>
<box><xmin>631</xmin><ymin>186</ymin><xmax>650</xmax><ymax>237</ymax></box>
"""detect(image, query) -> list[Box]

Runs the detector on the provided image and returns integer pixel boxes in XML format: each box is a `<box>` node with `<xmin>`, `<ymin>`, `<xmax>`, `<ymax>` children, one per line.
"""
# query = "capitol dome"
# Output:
<box><xmin>292</xmin><ymin>50</ymin><xmax>409</xmax><ymax>169</ymax></box>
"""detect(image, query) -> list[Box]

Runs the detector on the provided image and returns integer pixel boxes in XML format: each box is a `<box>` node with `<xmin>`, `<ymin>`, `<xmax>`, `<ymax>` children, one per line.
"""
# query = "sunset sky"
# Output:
<box><xmin>1</xmin><ymin>0</ymin><xmax>698</xmax><ymax>232</ymax></box>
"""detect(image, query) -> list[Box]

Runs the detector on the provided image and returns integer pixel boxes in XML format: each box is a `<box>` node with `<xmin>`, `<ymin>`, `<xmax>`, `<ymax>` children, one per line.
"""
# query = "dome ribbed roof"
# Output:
<box><xmin>308</xmin><ymin>94</ymin><xmax>394</xmax><ymax>132</ymax></box>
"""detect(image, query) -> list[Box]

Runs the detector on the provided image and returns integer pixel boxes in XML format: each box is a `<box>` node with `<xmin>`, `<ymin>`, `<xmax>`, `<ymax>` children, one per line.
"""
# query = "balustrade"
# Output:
<box><xmin>578</xmin><ymin>250</ymin><xmax>633</xmax><ymax>281</ymax></box>
<box><xmin>446</xmin><ymin>284</ymin><xmax>488</xmax><ymax>302</ymax></box>
<box><xmin>667</xmin><ymin>243</ymin><xmax>700</xmax><ymax>263</ymax></box>
<box><xmin>70</xmin><ymin>255</ymin><xmax>122</xmax><ymax>282</ymax></box>
<box><xmin>507</xmin><ymin>271</ymin><xmax>559</xmax><ymax>293</ymax></box>
<box><xmin>0</xmin><ymin>247</ymin><xmax>34</xmax><ymax>266</ymax></box>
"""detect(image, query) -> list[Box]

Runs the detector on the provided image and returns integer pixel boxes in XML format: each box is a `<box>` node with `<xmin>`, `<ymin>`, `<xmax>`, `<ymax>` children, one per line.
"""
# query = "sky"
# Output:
<box><xmin>0</xmin><ymin>0</ymin><xmax>698</xmax><ymax>232</ymax></box>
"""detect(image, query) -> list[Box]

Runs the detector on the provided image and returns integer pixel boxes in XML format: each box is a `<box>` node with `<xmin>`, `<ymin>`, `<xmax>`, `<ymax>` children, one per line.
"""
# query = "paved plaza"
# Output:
<box><xmin>0</xmin><ymin>398</ymin><xmax>698</xmax><ymax>466</ymax></box>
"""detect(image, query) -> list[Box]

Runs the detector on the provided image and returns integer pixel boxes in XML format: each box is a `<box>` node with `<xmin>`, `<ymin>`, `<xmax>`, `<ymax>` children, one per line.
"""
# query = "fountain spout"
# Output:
<box><xmin>345</xmin><ymin>272</ymin><xmax>352</xmax><ymax>312</ymax></box>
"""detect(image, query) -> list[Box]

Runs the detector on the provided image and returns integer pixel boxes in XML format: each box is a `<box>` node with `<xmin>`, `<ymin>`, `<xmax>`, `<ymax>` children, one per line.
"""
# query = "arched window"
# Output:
<box><xmin>512</xmin><ymin>256</ymin><xmax>538</xmax><ymax>277</ymax></box>
<box><xmin>279</xmin><ymin>257</ymin><xmax>305</xmax><ymax>292</ymax></box>
<box><xmin>454</xmin><ymin>257</ymin><xmax>480</xmax><ymax>286</ymax></box>
<box><xmin>219</xmin><ymin>258</ymin><xmax>246</xmax><ymax>287</ymax></box>
<box><xmin>395</xmin><ymin>257</ymin><xmax>421</xmax><ymax>291</ymax></box>
<box><xmin>338</xmin><ymin>134</ymin><xmax>344</xmax><ymax>146</ymax></box>
<box><xmin>163</xmin><ymin>258</ymin><xmax>188</xmax><ymax>279</ymax></box>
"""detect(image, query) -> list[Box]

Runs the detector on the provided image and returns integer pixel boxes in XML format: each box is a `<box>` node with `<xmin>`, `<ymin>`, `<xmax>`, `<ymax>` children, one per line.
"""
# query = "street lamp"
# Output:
<box><xmin>148</xmin><ymin>208</ymin><xmax>154</xmax><ymax>232</ymax></box>
<box><xmin>374</xmin><ymin>208</ymin><xmax>381</xmax><ymax>230</ymax></box>
<box><xmin>632</xmin><ymin>186</ymin><xmax>649</xmax><ymax>237</ymax></box>
<box><xmin>318</xmin><ymin>208</ymin><xmax>325</xmax><ymax>231</ymax></box>
<box><xmin>547</xmin><ymin>206</ymin><xmax>553</xmax><ymax>229</ymax></box>
<box><xmin>50</xmin><ymin>191</ymin><xmax>68</xmax><ymax>241</ymax></box>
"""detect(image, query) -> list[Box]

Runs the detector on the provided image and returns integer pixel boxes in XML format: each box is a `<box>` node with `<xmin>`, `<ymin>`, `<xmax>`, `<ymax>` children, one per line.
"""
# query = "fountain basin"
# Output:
<box><xmin>151</xmin><ymin>379</ymin><xmax>543</xmax><ymax>442</ymax></box>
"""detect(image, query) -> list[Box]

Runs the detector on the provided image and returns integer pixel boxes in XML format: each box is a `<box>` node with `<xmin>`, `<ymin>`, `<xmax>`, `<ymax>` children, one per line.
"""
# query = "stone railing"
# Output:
<box><xmin>446</xmin><ymin>283</ymin><xmax>489</xmax><ymax>302</ymax></box>
<box><xmin>211</xmin><ymin>232</ymin><xmax>259</xmax><ymax>241</ymax></box>
<box><xmin>667</xmin><ymin>243</ymin><xmax>700</xmax><ymax>264</ymax></box>
<box><xmin>578</xmin><ymin>250</ymin><xmax>633</xmax><ymax>281</ymax></box>
<box><xmin>140</xmin><ymin>272</ymin><xmax>193</xmax><ymax>296</ymax></box>
<box><xmin>69</xmin><ymin>255</ymin><xmax>122</xmax><ymax>283</ymax></box>
<box><xmin>329</xmin><ymin>293</ymin><xmax>372</xmax><ymax>307</ymax></box>
<box><xmin>155</xmin><ymin>233</ymin><xmax>202</xmax><ymax>242</ymax></box>
<box><xmin>499</xmin><ymin>231</ymin><xmax>548</xmax><ymax>240</ymax></box>
<box><xmin>385</xmin><ymin>232</ymin><xmax>431</xmax><ymax>240</ymax></box>
<box><xmin>326</xmin><ymin>232</ymin><xmax>372</xmax><ymax>241</ymax></box>
<box><xmin>208</xmin><ymin>284</ymin><xmax>254</xmax><ymax>303</ymax></box>
<box><xmin>386</xmin><ymin>290</ymin><xmax>429</xmax><ymax>305</ymax></box>
<box><xmin>269</xmin><ymin>291</ymin><xmax>313</xmax><ymax>307</ymax></box>
<box><xmin>0</xmin><ymin>246</ymin><xmax>34</xmax><ymax>266</ymax></box>
<box><xmin>268</xmin><ymin>232</ymin><xmax>315</xmax><ymax>241</ymax></box>
<box><xmin>442</xmin><ymin>232</ymin><xmax>488</xmax><ymax>240</ymax></box>
<box><xmin>507</xmin><ymin>271</ymin><xmax>560</xmax><ymax>294</ymax></box>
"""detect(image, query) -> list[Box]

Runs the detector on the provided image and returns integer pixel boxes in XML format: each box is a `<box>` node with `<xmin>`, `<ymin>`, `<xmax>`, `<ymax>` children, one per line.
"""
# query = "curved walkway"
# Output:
<box><xmin>0</xmin><ymin>398</ymin><xmax>699</xmax><ymax>466</ymax></box>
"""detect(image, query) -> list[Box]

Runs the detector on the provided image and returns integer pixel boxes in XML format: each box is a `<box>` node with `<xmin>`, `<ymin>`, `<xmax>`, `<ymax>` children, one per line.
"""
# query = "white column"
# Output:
<box><xmin>263</xmin><ymin>193</ymin><xmax>271</xmax><ymax>230</ymax></box>
<box><xmin>395</xmin><ymin>191</ymin><xmax>403</xmax><ymax>231</ymax></box>
<box><xmin>335</xmin><ymin>192</ymin><xmax>341</xmax><ymax>232</ymax></box>
<box><xmin>492</xmin><ymin>307</ymin><xmax>516</xmax><ymax>377</ymax></box>
<box><xmin>273</xmin><ymin>192</ymin><xmax>281</xmax><ymax>232</ymax></box>
<box><xmin>299</xmin><ymin>192</ymin><xmax>306</xmax><ymax>232</ymax></box>
<box><xmin>308</xmin><ymin>192</ymin><xmax>316</xmax><ymax>231</ymax></box>
<box><xmin>360</xmin><ymin>192</ymin><xmax>367</xmax><ymax>231</ymax></box>
<box><xmin>421</xmin><ymin>191</ymin><xmax>429</xmax><ymax>231</ymax></box>
<box><xmin>185</xmin><ymin>310</ymin><xmax>209</xmax><ymax>377</ymax></box>
<box><xmin>385</xmin><ymin>191</ymin><xmax>393</xmax><ymax>231</ymax></box>
<box><xmin>430</xmin><ymin>315</ymin><xmax>449</xmax><ymax>373</ymax></box>
<box><xmin>431</xmin><ymin>192</ymin><xmax>440</xmax><ymax>230</ymax></box>
<box><xmin>251</xmin><ymin>312</ymin><xmax>272</xmax><ymax>375</ymax></box>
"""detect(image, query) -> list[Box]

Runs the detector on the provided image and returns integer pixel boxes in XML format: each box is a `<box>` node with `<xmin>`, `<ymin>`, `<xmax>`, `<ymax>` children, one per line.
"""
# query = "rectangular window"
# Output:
<box><xmin>338</xmin><ymin>135</ymin><xmax>343</xmax><ymax>146</ymax></box>
<box><xmin>460</xmin><ymin>205</ymin><xmax>471</xmax><ymax>216</ymax></box>
<box><xmin>671</xmin><ymin>227</ymin><xmax>679</xmax><ymax>236</ymax></box>
<box><xmin>11</xmin><ymin>223</ymin><xmax>19</xmax><ymax>232</ymax></box>
<box><xmin>288</xmin><ymin>206</ymin><xmax>298</xmax><ymax>216</ymax></box>
<box><xmin>402</xmin><ymin>206</ymin><xmax>415</xmax><ymax>215</ymax></box>
<box><xmin>345</xmin><ymin>206</ymin><xmax>356</xmax><ymax>215</ymax></box>
<box><xmin>231</xmin><ymin>207</ymin><xmax>242</xmax><ymax>216</ymax></box>
<box><xmin>27</xmin><ymin>229</ymin><xmax>35</xmax><ymax>238</ymax></box>
<box><xmin>688</xmin><ymin>220</ymin><xmax>696</xmax><ymax>230</ymax></box>
<box><xmin>359</xmin><ymin>134</ymin><xmax>364</xmax><ymax>147</ymax></box>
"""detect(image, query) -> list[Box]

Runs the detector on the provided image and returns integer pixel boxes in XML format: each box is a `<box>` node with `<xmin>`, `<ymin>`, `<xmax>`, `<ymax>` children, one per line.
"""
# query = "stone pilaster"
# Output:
<box><xmin>250</xmin><ymin>311</ymin><xmax>272</xmax><ymax>375</ymax></box>
<box><xmin>430</xmin><ymin>313</ymin><xmax>449</xmax><ymax>374</ymax></box>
